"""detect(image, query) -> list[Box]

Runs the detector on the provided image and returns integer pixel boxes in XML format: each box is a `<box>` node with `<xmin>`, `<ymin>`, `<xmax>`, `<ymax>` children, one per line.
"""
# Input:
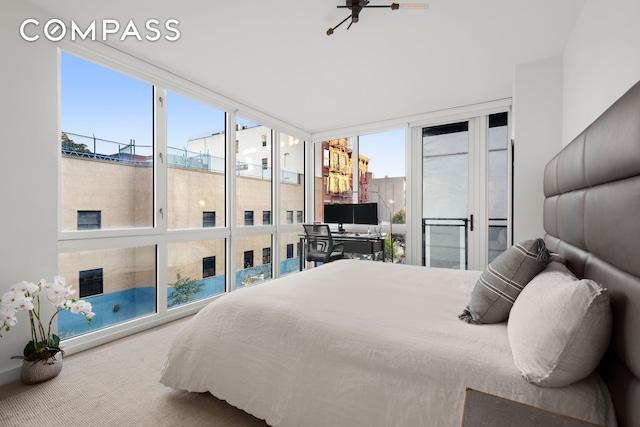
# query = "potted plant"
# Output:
<box><xmin>0</xmin><ymin>276</ymin><xmax>95</xmax><ymax>384</ymax></box>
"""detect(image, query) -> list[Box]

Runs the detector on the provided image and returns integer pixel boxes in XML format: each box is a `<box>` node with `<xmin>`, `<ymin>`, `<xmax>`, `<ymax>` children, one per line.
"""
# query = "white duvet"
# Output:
<box><xmin>160</xmin><ymin>260</ymin><xmax>616</xmax><ymax>427</ymax></box>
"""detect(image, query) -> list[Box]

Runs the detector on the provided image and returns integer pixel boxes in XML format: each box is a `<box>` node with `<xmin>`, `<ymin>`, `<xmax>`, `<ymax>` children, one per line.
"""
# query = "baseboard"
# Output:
<box><xmin>0</xmin><ymin>366</ymin><xmax>21</xmax><ymax>387</ymax></box>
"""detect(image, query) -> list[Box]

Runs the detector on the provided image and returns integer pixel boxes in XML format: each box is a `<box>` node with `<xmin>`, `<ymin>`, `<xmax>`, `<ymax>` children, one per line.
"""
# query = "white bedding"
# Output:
<box><xmin>160</xmin><ymin>260</ymin><xmax>616</xmax><ymax>427</ymax></box>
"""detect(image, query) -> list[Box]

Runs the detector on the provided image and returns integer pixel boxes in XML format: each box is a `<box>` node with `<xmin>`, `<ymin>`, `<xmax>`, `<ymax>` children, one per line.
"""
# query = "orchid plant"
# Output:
<box><xmin>0</xmin><ymin>276</ymin><xmax>95</xmax><ymax>362</ymax></box>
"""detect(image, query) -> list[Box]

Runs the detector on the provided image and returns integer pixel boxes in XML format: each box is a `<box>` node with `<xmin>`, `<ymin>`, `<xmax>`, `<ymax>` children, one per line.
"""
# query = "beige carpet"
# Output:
<box><xmin>0</xmin><ymin>317</ymin><xmax>269</xmax><ymax>427</ymax></box>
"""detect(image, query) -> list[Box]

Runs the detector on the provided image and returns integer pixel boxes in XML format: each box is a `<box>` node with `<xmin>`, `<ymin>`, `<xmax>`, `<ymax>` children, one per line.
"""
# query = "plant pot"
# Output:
<box><xmin>20</xmin><ymin>355</ymin><xmax>63</xmax><ymax>385</ymax></box>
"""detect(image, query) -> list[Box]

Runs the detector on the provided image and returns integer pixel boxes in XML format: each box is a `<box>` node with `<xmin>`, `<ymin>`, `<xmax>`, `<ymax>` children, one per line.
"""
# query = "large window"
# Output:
<box><xmin>488</xmin><ymin>112</ymin><xmax>509</xmax><ymax>263</ymax></box>
<box><xmin>280</xmin><ymin>232</ymin><xmax>300</xmax><ymax>277</ymax></box>
<box><xmin>236</xmin><ymin>117</ymin><xmax>272</xmax><ymax>226</ymax></box>
<box><xmin>167</xmin><ymin>239</ymin><xmax>225</xmax><ymax>309</ymax></box>
<box><xmin>314</xmin><ymin>130</ymin><xmax>406</xmax><ymax>262</ymax></box>
<box><xmin>167</xmin><ymin>92</ymin><xmax>226</xmax><ymax>230</ymax></box>
<box><xmin>280</xmin><ymin>133</ymin><xmax>304</xmax><ymax>224</ymax></box>
<box><xmin>237</xmin><ymin>235</ymin><xmax>271</xmax><ymax>287</ymax></box>
<box><xmin>61</xmin><ymin>53</ymin><xmax>153</xmax><ymax>231</ymax></box>
<box><xmin>58</xmin><ymin>245</ymin><xmax>157</xmax><ymax>338</ymax></box>
<box><xmin>315</xmin><ymin>137</ymin><xmax>353</xmax><ymax>221</ymax></box>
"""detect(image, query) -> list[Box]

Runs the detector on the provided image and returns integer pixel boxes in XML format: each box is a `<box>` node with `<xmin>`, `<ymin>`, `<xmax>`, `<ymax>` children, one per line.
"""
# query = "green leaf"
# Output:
<box><xmin>23</xmin><ymin>341</ymin><xmax>36</xmax><ymax>358</ymax></box>
<box><xmin>49</xmin><ymin>334</ymin><xmax>60</xmax><ymax>348</ymax></box>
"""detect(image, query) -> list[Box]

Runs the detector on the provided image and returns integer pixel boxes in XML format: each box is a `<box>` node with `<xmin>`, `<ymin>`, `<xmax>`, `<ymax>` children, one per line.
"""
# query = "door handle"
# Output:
<box><xmin>469</xmin><ymin>214</ymin><xmax>474</xmax><ymax>232</ymax></box>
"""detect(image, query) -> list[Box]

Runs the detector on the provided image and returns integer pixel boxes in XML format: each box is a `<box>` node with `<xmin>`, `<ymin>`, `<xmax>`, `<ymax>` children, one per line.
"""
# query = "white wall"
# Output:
<box><xmin>512</xmin><ymin>57</ymin><xmax>563</xmax><ymax>242</ymax></box>
<box><xmin>0</xmin><ymin>0</ymin><xmax>59</xmax><ymax>384</ymax></box>
<box><xmin>563</xmin><ymin>0</ymin><xmax>640</xmax><ymax>143</ymax></box>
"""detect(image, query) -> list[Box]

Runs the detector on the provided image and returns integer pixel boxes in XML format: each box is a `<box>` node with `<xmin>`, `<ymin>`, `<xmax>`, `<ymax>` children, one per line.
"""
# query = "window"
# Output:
<box><xmin>296</xmin><ymin>211</ymin><xmax>303</xmax><ymax>223</ymax></box>
<box><xmin>244</xmin><ymin>211</ymin><xmax>254</xmax><ymax>225</ymax></box>
<box><xmin>262</xmin><ymin>247</ymin><xmax>271</xmax><ymax>264</ymax></box>
<box><xmin>488</xmin><ymin>112</ymin><xmax>509</xmax><ymax>263</ymax></box>
<box><xmin>323</xmin><ymin>148</ymin><xmax>329</xmax><ymax>167</ymax></box>
<box><xmin>243</xmin><ymin>250</ymin><xmax>254</xmax><ymax>268</ymax></box>
<box><xmin>59</xmin><ymin>245</ymin><xmax>157</xmax><ymax>338</ymax></box>
<box><xmin>60</xmin><ymin>52</ymin><xmax>303</xmax><ymax>348</ymax></box>
<box><xmin>167</xmin><ymin>91</ymin><xmax>225</xmax><ymax>229</ymax></box>
<box><xmin>286</xmin><ymin>210</ymin><xmax>293</xmax><ymax>224</ymax></box>
<box><xmin>203</xmin><ymin>212</ymin><xmax>216</xmax><ymax>228</ymax></box>
<box><xmin>203</xmin><ymin>256</ymin><xmax>215</xmax><ymax>278</ymax></box>
<box><xmin>237</xmin><ymin>235</ymin><xmax>271</xmax><ymax>287</ymax></box>
<box><xmin>236</xmin><ymin>118</ymin><xmax>272</xmax><ymax>227</ymax></box>
<box><xmin>61</xmin><ymin>53</ymin><xmax>153</xmax><ymax>231</ymax></box>
<box><xmin>60</xmin><ymin>53</ymin><xmax>158</xmax><ymax>340</ymax></box>
<box><xmin>280</xmin><ymin>232</ymin><xmax>298</xmax><ymax>277</ymax></box>
<box><xmin>316</xmin><ymin>138</ymin><xmax>354</xmax><ymax>220</ymax></box>
<box><xmin>279</xmin><ymin>133</ymin><xmax>304</xmax><ymax>225</ymax></box>
<box><xmin>77</xmin><ymin>211</ymin><xmax>101</xmax><ymax>230</ymax></box>
<box><xmin>79</xmin><ymin>268</ymin><xmax>103</xmax><ymax>298</ymax></box>
<box><xmin>168</xmin><ymin>239</ymin><xmax>225</xmax><ymax>309</ymax></box>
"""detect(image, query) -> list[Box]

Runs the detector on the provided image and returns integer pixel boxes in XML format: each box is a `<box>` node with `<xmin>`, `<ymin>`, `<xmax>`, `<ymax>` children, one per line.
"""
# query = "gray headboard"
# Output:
<box><xmin>543</xmin><ymin>80</ymin><xmax>640</xmax><ymax>427</ymax></box>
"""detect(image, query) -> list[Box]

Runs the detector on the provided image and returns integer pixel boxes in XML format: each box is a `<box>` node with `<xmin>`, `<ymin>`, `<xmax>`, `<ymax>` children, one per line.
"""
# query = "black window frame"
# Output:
<box><xmin>203</xmin><ymin>211</ymin><xmax>216</xmax><ymax>228</ymax></box>
<box><xmin>79</xmin><ymin>267</ymin><xmax>103</xmax><ymax>298</ymax></box>
<box><xmin>243</xmin><ymin>250</ymin><xmax>254</xmax><ymax>268</ymax></box>
<box><xmin>77</xmin><ymin>210</ymin><xmax>101</xmax><ymax>230</ymax></box>
<box><xmin>244</xmin><ymin>211</ymin><xmax>254</xmax><ymax>226</ymax></box>
<box><xmin>203</xmin><ymin>256</ymin><xmax>216</xmax><ymax>278</ymax></box>
<box><xmin>286</xmin><ymin>243</ymin><xmax>294</xmax><ymax>259</ymax></box>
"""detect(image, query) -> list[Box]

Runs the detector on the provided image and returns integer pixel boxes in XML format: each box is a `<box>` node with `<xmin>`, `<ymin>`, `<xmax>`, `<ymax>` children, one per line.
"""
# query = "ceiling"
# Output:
<box><xmin>26</xmin><ymin>0</ymin><xmax>586</xmax><ymax>135</ymax></box>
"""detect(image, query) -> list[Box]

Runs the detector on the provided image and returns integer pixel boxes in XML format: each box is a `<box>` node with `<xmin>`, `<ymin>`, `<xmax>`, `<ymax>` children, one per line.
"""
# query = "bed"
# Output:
<box><xmin>161</xmin><ymin>80</ymin><xmax>640</xmax><ymax>427</ymax></box>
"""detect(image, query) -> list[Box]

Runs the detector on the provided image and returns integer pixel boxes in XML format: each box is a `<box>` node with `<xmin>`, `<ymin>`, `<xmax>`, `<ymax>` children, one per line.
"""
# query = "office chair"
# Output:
<box><xmin>302</xmin><ymin>224</ymin><xmax>344</xmax><ymax>265</ymax></box>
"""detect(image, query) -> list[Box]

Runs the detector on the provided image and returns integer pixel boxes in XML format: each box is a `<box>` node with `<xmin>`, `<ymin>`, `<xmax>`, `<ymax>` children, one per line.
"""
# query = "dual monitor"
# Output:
<box><xmin>323</xmin><ymin>202</ymin><xmax>379</xmax><ymax>233</ymax></box>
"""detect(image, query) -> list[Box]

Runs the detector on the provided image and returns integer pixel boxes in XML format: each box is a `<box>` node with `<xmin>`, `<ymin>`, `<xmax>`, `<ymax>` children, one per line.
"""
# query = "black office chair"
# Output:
<box><xmin>302</xmin><ymin>224</ymin><xmax>344</xmax><ymax>265</ymax></box>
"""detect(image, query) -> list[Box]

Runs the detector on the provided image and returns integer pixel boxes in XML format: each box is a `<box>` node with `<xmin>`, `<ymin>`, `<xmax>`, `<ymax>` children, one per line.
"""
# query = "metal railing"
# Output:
<box><xmin>422</xmin><ymin>218</ymin><xmax>469</xmax><ymax>270</ymax></box>
<box><xmin>62</xmin><ymin>132</ymin><xmax>301</xmax><ymax>184</ymax></box>
<box><xmin>422</xmin><ymin>217</ymin><xmax>507</xmax><ymax>269</ymax></box>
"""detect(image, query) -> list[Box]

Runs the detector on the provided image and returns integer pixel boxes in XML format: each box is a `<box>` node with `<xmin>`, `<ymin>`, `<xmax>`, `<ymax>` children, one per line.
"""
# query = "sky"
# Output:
<box><xmin>61</xmin><ymin>52</ymin><xmax>406</xmax><ymax>178</ymax></box>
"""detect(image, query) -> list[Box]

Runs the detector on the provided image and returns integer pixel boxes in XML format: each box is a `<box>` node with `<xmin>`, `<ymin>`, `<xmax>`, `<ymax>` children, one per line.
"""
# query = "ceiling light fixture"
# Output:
<box><xmin>327</xmin><ymin>1</ymin><xmax>428</xmax><ymax>35</ymax></box>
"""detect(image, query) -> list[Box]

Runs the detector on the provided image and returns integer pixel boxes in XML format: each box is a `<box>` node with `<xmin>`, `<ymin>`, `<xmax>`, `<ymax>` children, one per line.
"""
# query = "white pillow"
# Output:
<box><xmin>507</xmin><ymin>262</ymin><xmax>612</xmax><ymax>387</ymax></box>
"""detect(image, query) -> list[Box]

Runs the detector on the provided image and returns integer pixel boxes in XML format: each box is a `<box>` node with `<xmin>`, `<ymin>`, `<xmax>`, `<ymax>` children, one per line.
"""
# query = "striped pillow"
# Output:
<box><xmin>459</xmin><ymin>238</ymin><xmax>550</xmax><ymax>324</ymax></box>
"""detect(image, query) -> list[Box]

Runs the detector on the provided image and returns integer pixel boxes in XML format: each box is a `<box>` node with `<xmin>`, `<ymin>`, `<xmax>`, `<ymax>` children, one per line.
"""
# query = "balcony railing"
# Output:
<box><xmin>62</xmin><ymin>132</ymin><xmax>301</xmax><ymax>184</ymax></box>
<box><xmin>422</xmin><ymin>217</ymin><xmax>507</xmax><ymax>269</ymax></box>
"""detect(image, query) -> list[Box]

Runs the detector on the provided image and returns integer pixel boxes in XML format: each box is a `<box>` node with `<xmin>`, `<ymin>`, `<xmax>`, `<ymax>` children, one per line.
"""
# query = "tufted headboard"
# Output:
<box><xmin>543</xmin><ymin>80</ymin><xmax>640</xmax><ymax>427</ymax></box>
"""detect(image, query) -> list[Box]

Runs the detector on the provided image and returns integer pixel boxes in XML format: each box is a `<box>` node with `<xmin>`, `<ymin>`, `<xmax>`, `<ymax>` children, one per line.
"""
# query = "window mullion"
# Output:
<box><xmin>155</xmin><ymin>87</ymin><xmax>168</xmax><ymax>313</ymax></box>
<box><xmin>226</xmin><ymin>111</ymin><xmax>237</xmax><ymax>291</ymax></box>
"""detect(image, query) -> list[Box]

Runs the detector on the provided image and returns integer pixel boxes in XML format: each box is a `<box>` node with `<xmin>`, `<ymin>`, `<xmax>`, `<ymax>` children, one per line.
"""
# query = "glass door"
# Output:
<box><xmin>422</xmin><ymin>121</ymin><xmax>470</xmax><ymax>269</ymax></box>
<box><xmin>422</xmin><ymin>113</ymin><xmax>510</xmax><ymax>270</ymax></box>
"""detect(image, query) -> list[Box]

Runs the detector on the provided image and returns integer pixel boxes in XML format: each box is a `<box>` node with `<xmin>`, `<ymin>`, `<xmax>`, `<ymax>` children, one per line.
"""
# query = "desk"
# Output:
<box><xmin>299</xmin><ymin>233</ymin><xmax>386</xmax><ymax>271</ymax></box>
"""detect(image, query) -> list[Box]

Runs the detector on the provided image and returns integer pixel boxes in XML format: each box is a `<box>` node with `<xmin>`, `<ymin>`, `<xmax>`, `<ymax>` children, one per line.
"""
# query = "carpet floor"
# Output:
<box><xmin>0</xmin><ymin>317</ymin><xmax>269</xmax><ymax>426</ymax></box>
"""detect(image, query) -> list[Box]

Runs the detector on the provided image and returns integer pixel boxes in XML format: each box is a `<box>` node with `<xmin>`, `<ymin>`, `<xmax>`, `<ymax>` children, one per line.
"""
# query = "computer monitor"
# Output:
<box><xmin>323</xmin><ymin>203</ymin><xmax>353</xmax><ymax>232</ymax></box>
<box><xmin>353</xmin><ymin>202</ymin><xmax>379</xmax><ymax>225</ymax></box>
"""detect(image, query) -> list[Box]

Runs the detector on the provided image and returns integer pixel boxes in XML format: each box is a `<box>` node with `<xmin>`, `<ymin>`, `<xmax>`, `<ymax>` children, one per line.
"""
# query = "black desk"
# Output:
<box><xmin>299</xmin><ymin>233</ymin><xmax>386</xmax><ymax>270</ymax></box>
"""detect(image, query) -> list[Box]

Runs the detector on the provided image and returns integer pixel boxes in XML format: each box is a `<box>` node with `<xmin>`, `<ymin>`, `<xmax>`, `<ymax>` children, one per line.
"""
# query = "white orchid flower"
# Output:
<box><xmin>1</xmin><ymin>291</ymin><xmax>18</xmax><ymax>305</ymax></box>
<box><xmin>0</xmin><ymin>303</ymin><xmax>17</xmax><ymax>324</ymax></box>
<box><xmin>2</xmin><ymin>291</ymin><xmax>33</xmax><ymax>310</ymax></box>
<box><xmin>11</xmin><ymin>281</ymin><xmax>40</xmax><ymax>295</ymax></box>
<box><xmin>12</xmin><ymin>295</ymin><xmax>34</xmax><ymax>311</ymax></box>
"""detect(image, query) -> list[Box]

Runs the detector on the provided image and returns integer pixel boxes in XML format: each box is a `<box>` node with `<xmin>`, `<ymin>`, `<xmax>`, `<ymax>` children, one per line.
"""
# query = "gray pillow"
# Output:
<box><xmin>459</xmin><ymin>238</ymin><xmax>550</xmax><ymax>324</ymax></box>
<box><xmin>508</xmin><ymin>262</ymin><xmax>612</xmax><ymax>387</ymax></box>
